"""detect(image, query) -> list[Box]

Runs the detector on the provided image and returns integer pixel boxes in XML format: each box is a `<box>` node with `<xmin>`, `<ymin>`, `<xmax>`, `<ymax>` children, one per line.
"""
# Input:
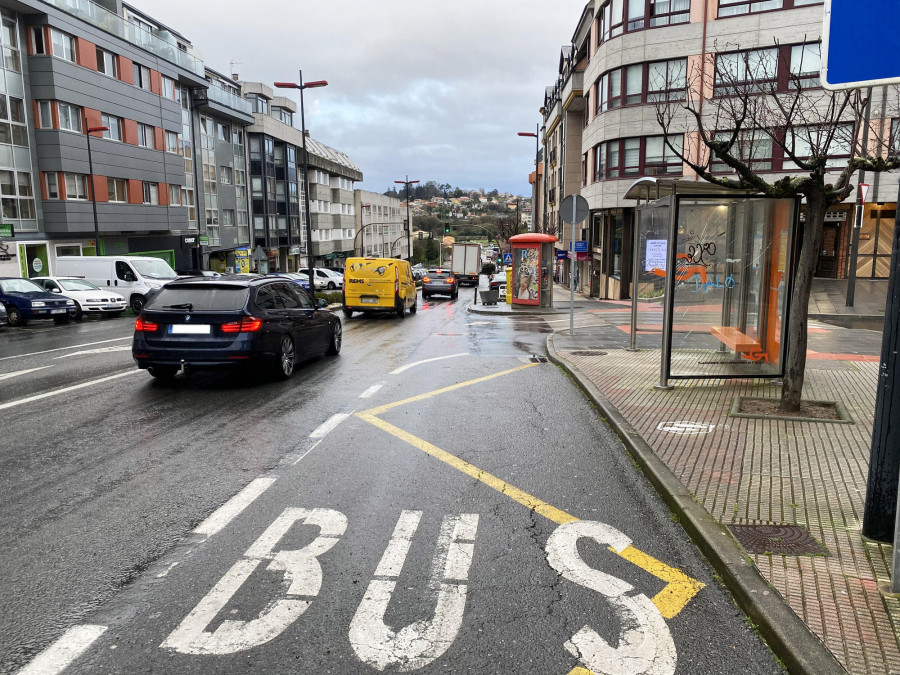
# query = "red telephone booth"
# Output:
<box><xmin>509</xmin><ymin>233</ymin><xmax>558</xmax><ymax>308</ymax></box>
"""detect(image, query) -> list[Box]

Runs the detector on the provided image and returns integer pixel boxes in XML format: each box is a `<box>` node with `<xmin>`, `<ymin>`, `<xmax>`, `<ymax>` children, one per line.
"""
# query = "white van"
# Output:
<box><xmin>55</xmin><ymin>256</ymin><xmax>179</xmax><ymax>313</ymax></box>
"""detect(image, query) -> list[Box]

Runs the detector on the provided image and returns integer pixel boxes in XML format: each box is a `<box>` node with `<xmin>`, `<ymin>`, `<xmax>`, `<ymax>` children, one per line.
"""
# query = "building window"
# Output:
<box><xmin>166</xmin><ymin>130</ymin><xmax>179</xmax><ymax>154</ymax></box>
<box><xmin>50</xmin><ymin>28</ymin><xmax>75</xmax><ymax>63</ymax></box>
<box><xmin>718</xmin><ymin>0</ymin><xmax>821</xmax><ymax>17</ymax></box>
<box><xmin>219</xmin><ymin>166</ymin><xmax>233</xmax><ymax>185</ymax></box>
<box><xmin>169</xmin><ymin>183</ymin><xmax>180</xmax><ymax>205</ymax></box>
<box><xmin>64</xmin><ymin>172</ymin><xmax>88</xmax><ymax>200</ymax></box>
<box><xmin>272</xmin><ymin>106</ymin><xmax>293</xmax><ymax>125</ymax></box>
<box><xmin>216</xmin><ymin>122</ymin><xmax>230</xmax><ymax>141</ymax></box>
<box><xmin>30</xmin><ymin>26</ymin><xmax>44</xmax><ymax>54</ymax></box>
<box><xmin>37</xmin><ymin>101</ymin><xmax>52</xmax><ymax>128</ymax></box>
<box><xmin>133</xmin><ymin>63</ymin><xmax>151</xmax><ymax>91</ymax></box>
<box><xmin>161</xmin><ymin>75</ymin><xmax>175</xmax><ymax>99</ymax></box>
<box><xmin>222</xmin><ymin>209</ymin><xmax>235</xmax><ymax>226</ymax></box>
<box><xmin>595</xmin><ymin>58</ymin><xmax>687</xmax><ymax>114</ymax></box>
<box><xmin>789</xmin><ymin>43</ymin><xmax>821</xmax><ymax>88</ymax></box>
<box><xmin>644</xmin><ymin>135</ymin><xmax>684</xmax><ymax>174</ymax></box>
<box><xmin>711</xmin><ymin>131</ymin><xmax>773</xmax><ymax>172</ymax></box>
<box><xmin>107</xmin><ymin>177</ymin><xmax>127</xmax><ymax>202</ymax></box>
<box><xmin>45</xmin><ymin>172</ymin><xmax>59</xmax><ymax>199</ymax></box>
<box><xmin>714</xmin><ymin>48</ymin><xmax>778</xmax><ymax>96</ymax></box>
<box><xmin>138</xmin><ymin>123</ymin><xmax>154</xmax><ymax>148</ymax></box>
<box><xmin>142</xmin><ymin>181</ymin><xmax>159</xmax><ymax>204</ymax></box>
<box><xmin>57</xmin><ymin>102</ymin><xmax>82</xmax><ymax>133</ymax></box>
<box><xmin>593</xmin><ymin>134</ymin><xmax>684</xmax><ymax>180</ymax></box>
<box><xmin>598</xmin><ymin>0</ymin><xmax>689</xmax><ymax>43</ymax></box>
<box><xmin>96</xmin><ymin>48</ymin><xmax>117</xmax><ymax>78</ymax></box>
<box><xmin>647</xmin><ymin>59</ymin><xmax>687</xmax><ymax>101</ymax></box>
<box><xmin>101</xmin><ymin>114</ymin><xmax>122</xmax><ymax>142</ymax></box>
<box><xmin>0</xmin><ymin>95</ymin><xmax>28</xmax><ymax>147</ymax></box>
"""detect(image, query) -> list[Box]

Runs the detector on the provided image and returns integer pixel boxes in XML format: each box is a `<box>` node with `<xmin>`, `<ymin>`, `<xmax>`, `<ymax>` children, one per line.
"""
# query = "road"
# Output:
<box><xmin>0</xmin><ymin>290</ymin><xmax>782</xmax><ymax>674</ymax></box>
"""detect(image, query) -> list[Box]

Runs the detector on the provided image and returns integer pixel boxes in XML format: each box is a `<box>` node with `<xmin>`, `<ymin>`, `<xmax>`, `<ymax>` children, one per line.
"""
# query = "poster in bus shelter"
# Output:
<box><xmin>512</xmin><ymin>245</ymin><xmax>539</xmax><ymax>305</ymax></box>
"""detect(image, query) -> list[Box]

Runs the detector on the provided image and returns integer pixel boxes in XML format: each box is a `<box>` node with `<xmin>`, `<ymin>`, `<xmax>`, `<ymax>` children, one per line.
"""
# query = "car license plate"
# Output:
<box><xmin>361</xmin><ymin>297</ymin><xmax>378</xmax><ymax>304</ymax></box>
<box><xmin>51</xmin><ymin>309</ymin><xmax>66</xmax><ymax>314</ymax></box>
<box><xmin>169</xmin><ymin>324</ymin><xmax>210</xmax><ymax>334</ymax></box>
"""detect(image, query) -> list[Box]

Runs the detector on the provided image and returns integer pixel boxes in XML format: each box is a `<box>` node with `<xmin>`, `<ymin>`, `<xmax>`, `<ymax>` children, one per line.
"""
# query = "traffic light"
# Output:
<box><xmin>444</xmin><ymin>224</ymin><xmax>451</xmax><ymax>234</ymax></box>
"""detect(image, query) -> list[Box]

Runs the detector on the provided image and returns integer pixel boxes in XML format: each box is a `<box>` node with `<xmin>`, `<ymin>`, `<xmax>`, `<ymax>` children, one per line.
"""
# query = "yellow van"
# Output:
<box><xmin>342</xmin><ymin>258</ymin><xmax>417</xmax><ymax>318</ymax></box>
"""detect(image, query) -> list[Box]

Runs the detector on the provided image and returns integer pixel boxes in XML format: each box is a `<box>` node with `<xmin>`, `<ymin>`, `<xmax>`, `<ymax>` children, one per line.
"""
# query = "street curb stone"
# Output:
<box><xmin>546</xmin><ymin>333</ymin><xmax>847</xmax><ymax>675</ymax></box>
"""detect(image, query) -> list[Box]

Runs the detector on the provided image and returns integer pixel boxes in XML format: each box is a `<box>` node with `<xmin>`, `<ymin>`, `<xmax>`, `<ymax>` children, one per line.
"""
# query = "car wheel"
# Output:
<box><xmin>396</xmin><ymin>300</ymin><xmax>405</xmax><ymax>319</ymax></box>
<box><xmin>54</xmin><ymin>315</ymin><xmax>70</xmax><ymax>325</ymax></box>
<box><xmin>343</xmin><ymin>308</ymin><xmax>353</xmax><ymax>319</ymax></box>
<box><xmin>327</xmin><ymin>321</ymin><xmax>342</xmax><ymax>355</ymax></box>
<box><xmin>130</xmin><ymin>295</ymin><xmax>146</xmax><ymax>314</ymax></box>
<box><xmin>148</xmin><ymin>365</ymin><xmax>179</xmax><ymax>380</ymax></box>
<box><xmin>72</xmin><ymin>303</ymin><xmax>83</xmax><ymax>321</ymax></box>
<box><xmin>327</xmin><ymin>281</ymin><xmax>336</xmax><ymax>290</ymax></box>
<box><xmin>273</xmin><ymin>335</ymin><xmax>295</xmax><ymax>380</ymax></box>
<box><xmin>423</xmin><ymin>292</ymin><xmax>430</xmax><ymax>299</ymax></box>
<box><xmin>452</xmin><ymin>290</ymin><xmax>459</xmax><ymax>300</ymax></box>
<box><xmin>410</xmin><ymin>296</ymin><xmax>417</xmax><ymax>314</ymax></box>
<box><xmin>6</xmin><ymin>306</ymin><xmax>25</xmax><ymax>326</ymax></box>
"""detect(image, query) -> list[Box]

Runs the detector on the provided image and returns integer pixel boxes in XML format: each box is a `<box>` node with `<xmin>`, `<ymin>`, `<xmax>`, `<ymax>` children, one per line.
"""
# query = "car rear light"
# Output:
<box><xmin>221</xmin><ymin>316</ymin><xmax>263</xmax><ymax>333</ymax></box>
<box><xmin>447</xmin><ymin>277</ymin><xmax>455</xmax><ymax>283</ymax></box>
<box><xmin>422</xmin><ymin>276</ymin><xmax>431</xmax><ymax>283</ymax></box>
<box><xmin>135</xmin><ymin>316</ymin><xmax>159</xmax><ymax>332</ymax></box>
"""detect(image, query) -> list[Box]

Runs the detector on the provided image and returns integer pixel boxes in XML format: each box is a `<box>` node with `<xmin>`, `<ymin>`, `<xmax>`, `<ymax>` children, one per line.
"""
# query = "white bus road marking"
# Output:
<box><xmin>349</xmin><ymin>511</ymin><xmax>479</xmax><ymax>671</ymax></box>
<box><xmin>193</xmin><ymin>477</ymin><xmax>277</xmax><ymax>538</ymax></box>
<box><xmin>0</xmin><ymin>366</ymin><xmax>52</xmax><ymax>381</ymax></box>
<box><xmin>389</xmin><ymin>353</ymin><xmax>468</xmax><ymax>375</ymax></box>
<box><xmin>358</xmin><ymin>382</ymin><xmax>385</xmax><ymax>399</ymax></box>
<box><xmin>309</xmin><ymin>413</ymin><xmax>351</xmax><ymax>438</ymax></box>
<box><xmin>0</xmin><ymin>337</ymin><xmax>131</xmax><ymax>362</ymax></box>
<box><xmin>0</xmin><ymin>370</ymin><xmax>142</xmax><ymax>411</ymax></box>
<box><xmin>17</xmin><ymin>624</ymin><xmax>107</xmax><ymax>675</ymax></box>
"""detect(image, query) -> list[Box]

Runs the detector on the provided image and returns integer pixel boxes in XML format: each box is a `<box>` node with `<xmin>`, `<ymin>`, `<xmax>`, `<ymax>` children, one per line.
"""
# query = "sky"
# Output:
<box><xmin>137</xmin><ymin>0</ymin><xmax>583</xmax><ymax>198</ymax></box>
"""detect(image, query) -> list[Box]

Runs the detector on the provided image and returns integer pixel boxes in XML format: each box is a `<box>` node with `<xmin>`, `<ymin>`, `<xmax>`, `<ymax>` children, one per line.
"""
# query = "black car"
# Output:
<box><xmin>421</xmin><ymin>269</ymin><xmax>459</xmax><ymax>300</ymax></box>
<box><xmin>132</xmin><ymin>275</ymin><xmax>342</xmax><ymax>381</ymax></box>
<box><xmin>0</xmin><ymin>302</ymin><xmax>6</xmax><ymax>328</ymax></box>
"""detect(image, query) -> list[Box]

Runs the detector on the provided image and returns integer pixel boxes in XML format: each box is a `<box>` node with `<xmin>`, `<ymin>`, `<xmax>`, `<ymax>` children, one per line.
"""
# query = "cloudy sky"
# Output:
<box><xmin>138</xmin><ymin>0</ymin><xmax>583</xmax><ymax>197</ymax></box>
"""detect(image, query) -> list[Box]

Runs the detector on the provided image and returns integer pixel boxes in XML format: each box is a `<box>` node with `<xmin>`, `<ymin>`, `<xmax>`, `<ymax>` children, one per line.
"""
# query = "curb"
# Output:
<box><xmin>546</xmin><ymin>334</ymin><xmax>847</xmax><ymax>675</ymax></box>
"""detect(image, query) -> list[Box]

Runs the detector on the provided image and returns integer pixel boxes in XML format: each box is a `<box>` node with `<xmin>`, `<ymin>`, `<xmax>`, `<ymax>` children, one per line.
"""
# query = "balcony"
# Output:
<box><xmin>192</xmin><ymin>84</ymin><xmax>254</xmax><ymax>124</ymax></box>
<box><xmin>42</xmin><ymin>0</ymin><xmax>205</xmax><ymax>76</ymax></box>
<box><xmin>560</xmin><ymin>70</ymin><xmax>584</xmax><ymax>111</ymax></box>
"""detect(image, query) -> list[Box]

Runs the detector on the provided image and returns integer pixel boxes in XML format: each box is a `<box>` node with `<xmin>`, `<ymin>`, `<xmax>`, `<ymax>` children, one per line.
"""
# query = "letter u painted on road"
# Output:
<box><xmin>161</xmin><ymin>507</ymin><xmax>347</xmax><ymax>655</ymax></box>
<box><xmin>349</xmin><ymin>510</ymin><xmax>479</xmax><ymax>671</ymax></box>
<box><xmin>545</xmin><ymin>520</ymin><xmax>676</xmax><ymax>675</ymax></box>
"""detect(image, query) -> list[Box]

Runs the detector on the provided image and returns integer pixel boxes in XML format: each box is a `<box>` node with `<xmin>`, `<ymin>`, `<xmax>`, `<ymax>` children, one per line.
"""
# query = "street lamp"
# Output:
<box><xmin>85</xmin><ymin>123</ymin><xmax>108</xmax><ymax>254</ymax></box>
<box><xmin>274</xmin><ymin>73</ymin><xmax>328</xmax><ymax>293</ymax></box>
<box><xmin>518</xmin><ymin>125</ymin><xmax>540</xmax><ymax>232</ymax></box>
<box><xmin>394</xmin><ymin>176</ymin><xmax>419</xmax><ymax>261</ymax></box>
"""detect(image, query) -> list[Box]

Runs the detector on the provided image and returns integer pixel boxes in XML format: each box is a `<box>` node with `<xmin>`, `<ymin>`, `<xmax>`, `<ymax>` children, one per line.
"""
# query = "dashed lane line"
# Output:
<box><xmin>0</xmin><ymin>366</ymin><xmax>52</xmax><ymax>381</ymax></box>
<box><xmin>193</xmin><ymin>476</ymin><xmax>277</xmax><ymax>538</ymax></box>
<box><xmin>0</xmin><ymin>370</ymin><xmax>142</xmax><ymax>411</ymax></box>
<box><xmin>359</xmin><ymin>382</ymin><xmax>385</xmax><ymax>399</ymax></box>
<box><xmin>16</xmin><ymin>624</ymin><xmax>107</xmax><ymax>675</ymax></box>
<box><xmin>0</xmin><ymin>337</ymin><xmax>131</xmax><ymax>362</ymax></box>
<box><xmin>309</xmin><ymin>413</ymin><xmax>351</xmax><ymax>438</ymax></box>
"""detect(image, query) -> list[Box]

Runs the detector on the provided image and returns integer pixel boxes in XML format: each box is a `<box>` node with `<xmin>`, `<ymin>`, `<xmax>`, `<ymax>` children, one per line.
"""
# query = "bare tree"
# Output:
<box><xmin>656</xmin><ymin>41</ymin><xmax>900</xmax><ymax>411</ymax></box>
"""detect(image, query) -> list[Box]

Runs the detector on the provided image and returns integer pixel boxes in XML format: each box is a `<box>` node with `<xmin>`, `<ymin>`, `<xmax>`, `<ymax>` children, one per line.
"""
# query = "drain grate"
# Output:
<box><xmin>530</xmin><ymin>356</ymin><xmax>548</xmax><ymax>363</ymax></box>
<box><xmin>728</xmin><ymin>524</ymin><xmax>828</xmax><ymax>556</ymax></box>
<box><xmin>570</xmin><ymin>350</ymin><xmax>608</xmax><ymax>356</ymax></box>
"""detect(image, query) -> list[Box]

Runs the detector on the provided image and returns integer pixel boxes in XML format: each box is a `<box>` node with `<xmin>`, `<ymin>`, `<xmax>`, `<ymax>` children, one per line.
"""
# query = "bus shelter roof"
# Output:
<box><xmin>622</xmin><ymin>177</ymin><xmax>759</xmax><ymax>202</ymax></box>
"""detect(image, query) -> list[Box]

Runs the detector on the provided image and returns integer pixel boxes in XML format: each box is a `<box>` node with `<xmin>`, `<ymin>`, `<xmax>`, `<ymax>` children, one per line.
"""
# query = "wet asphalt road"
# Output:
<box><xmin>0</xmin><ymin>292</ymin><xmax>782</xmax><ymax>674</ymax></box>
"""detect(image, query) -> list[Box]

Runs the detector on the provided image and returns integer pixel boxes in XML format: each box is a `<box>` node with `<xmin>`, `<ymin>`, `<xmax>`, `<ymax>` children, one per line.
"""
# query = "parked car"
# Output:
<box><xmin>298</xmin><ymin>267</ymin><xmax>344</xmax><ymax>290</ymax></box>
<box><xmin>0</xmin><ymin>277</ymin><xmax>76</xmax><ymax>326</ymax></box>
<box><xmin>55</xmin><ymin>255</ymin><xmax>179</xmax><ymax>314</ymax></box>
<box><xmin>177</xmin><ymin>269</ymin><xmax>222</xmax><ymax>278</ymax></box>
<box><xmin>32</xmin><ymin>276</ymin><xmax>127</xmax><ymax>320</ymax></box>
<box><xmin>132</xmin><ymin>275</ymin><xmax>342</xmax><ymax>381</ymax></box>
<box><xmin>0</xmin><ymin>302</ymin><xmax>7</xmax><ymax>329</ymax></box>
<box><xmin>498</xmin><ymin>283</ymin><xmax>507</xmax><ymax>301</ymax></box>
<box><xmin>421</xmin><ymin>269</ymin><xmax>459</xmax><ymax>300</ymax></box>
<box><xmin>267</xmin><ymin>272</ymin><xmax>311</xmax><ymax>291</ymax></box>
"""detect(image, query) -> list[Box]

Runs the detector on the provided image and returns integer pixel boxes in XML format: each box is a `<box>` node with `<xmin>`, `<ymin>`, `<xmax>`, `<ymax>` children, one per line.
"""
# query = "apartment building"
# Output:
<box><xmin>241</xmin><ymin>81</ymin><xmax>362</xmax><ymax>272</ymax></box>
<box><xmin>540</xmin><ymin>0</ymin><xmax>899</xmax><ymax>299</ymax></box>
<box><xmin>354</xmin><ymin>189</ymin><xmax>406</xmax><ymax>259</ymax></box>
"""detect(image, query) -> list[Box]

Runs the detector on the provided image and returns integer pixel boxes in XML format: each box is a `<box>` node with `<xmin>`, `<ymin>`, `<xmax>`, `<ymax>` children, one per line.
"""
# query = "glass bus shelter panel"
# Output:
<box><xmin>635</xmin><ymin>201</ymin><xmax>671</xmax><ymax>340</ymax></box>
<box><xmin>668</xmin><ymin>197</ymin><xmax>795</xmax><ymax>379</ymax></box>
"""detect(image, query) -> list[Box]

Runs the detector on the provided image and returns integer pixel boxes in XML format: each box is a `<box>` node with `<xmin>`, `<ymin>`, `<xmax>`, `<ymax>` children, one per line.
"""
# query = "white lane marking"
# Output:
<box><xmin>293</xmin><ymin>440</ymin><xmax>321</xmax><ymax>465</ymax></box>
<box><xmin>0</xmin><ymin>337</ymin><xmax>131</xmax><ymax>362</ymax></box>
<box><xmin>164</xmin><ymin>508</ymin><xmax>347</xmax><ymax>654</ymax></box>
<box><xmin>17</xmin><ymin>624</ymin><xmax>107</xmax><ymax>675</ymax></box>
<box><xmin>389</xmin><ymin>352</ymin><xmax>468</xmax><ymax>375</ymax></box>
<box><xmin>349</xmin><ymin>512</ymin><xmax>479</xmax><ymax>671</ymax></box>
<box><xmin>358</xmin><ymin>382</ymin><xmax>385</xmax><ymax>399</ymax></box>
<box><xmin>0</xmin><ymin>366</ymin><xmax>52</xmax><ymax>381</ymax></box>
<box><xmin>53</xmin><ymin>345</ymin><xmax>131</xmax><ymax>359</ymax></box>
<box><xmin>546</xmin><ymin>520</ymin><xmax>677</xmax><ymax>675</ymax></box>
<box><xmin>157</xmin><ymin>562</ymin><xmax>180</xmax><ymax>578</ymax></box>
<box><xmin>309</xmin><ymin>413</ymin><xmax>350</xmax><ymax>438</ymax></box>
<box><xmin>193</xmin><ymin>477</ymin><xmax>277</xmax><ymax>537</ymax></box>
<box><xmin>0</xmin><ymin>370</ymin><xmax>141</xmax><ymax>411</ymax></box>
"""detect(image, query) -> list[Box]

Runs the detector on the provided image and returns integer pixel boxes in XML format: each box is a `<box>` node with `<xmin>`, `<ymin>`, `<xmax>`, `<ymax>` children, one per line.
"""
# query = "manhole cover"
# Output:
<box><xmin>530</xmin><ymin>356</ymin><xmax>548</xmax><ymax>363</ymax></box>
<box><xmin>728</xmin><ymin>524</ymin><xmax>828</xmax><ymax>555</ymax></box>
<box><xmin>570</xmin><ymin>350</ymin><xmax>608</xmax><ymax>356</ymax></box>
<box><xmin>656</xmin><ymin>421</ymin><xmax>715</xmax><ymax>435</ymax></box>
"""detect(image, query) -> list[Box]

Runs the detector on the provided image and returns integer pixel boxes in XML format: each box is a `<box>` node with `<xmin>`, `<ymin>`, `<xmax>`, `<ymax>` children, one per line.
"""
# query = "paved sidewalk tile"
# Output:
<box><xmin>554</xmin><ymin>343</ymin><xmax>900</xmax><ymax>674</ymax></box>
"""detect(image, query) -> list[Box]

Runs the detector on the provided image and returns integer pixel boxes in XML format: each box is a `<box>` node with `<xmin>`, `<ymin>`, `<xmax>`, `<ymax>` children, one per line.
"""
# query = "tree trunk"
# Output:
<box><xmin>780</xmin><ymin>193</ymin><xmax>827</xmax><ymax>412</ymax></box>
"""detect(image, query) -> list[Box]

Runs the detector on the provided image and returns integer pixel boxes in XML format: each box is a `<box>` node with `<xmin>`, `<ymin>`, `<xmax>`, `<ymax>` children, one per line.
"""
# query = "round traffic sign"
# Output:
<box><xmin>560</xmin><ymin>194</ymin><xmax>589</xmax><ymax>224</ymax></box>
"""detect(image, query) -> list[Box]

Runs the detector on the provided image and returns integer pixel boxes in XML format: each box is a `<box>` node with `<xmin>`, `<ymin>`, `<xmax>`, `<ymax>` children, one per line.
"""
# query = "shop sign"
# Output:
<box><xmin>199</xmin><ymin>235</ymin><xmax>210</xmax><ymax>245</ymax></box>
<box><xmin>573</xmin><ymin>240</ymin><xmax>588</xmax><ymax>253</ymax></box>
<box><xmin>183</xmin><ymin>235</ymin><xmax>198</xmax><ymax>246</ymax></box>
<box><xmin>0</xmin><ymin>240</ymin><xmax>11</xmax><ymax>261</ymax></box>
<box><xmin>556</xmin><ymin>249</ymin><xmax>568</xmax><ymax>261</ymax></box>
<box><xmin>31</xmin><ymin>258</ymin><xmax>42</xmax><ymax>273</ymax></box>
<box><xmin>567</xmin><ymin>251</ymin><xmax>590</xmax><ymax>261</ymax></box>
<box><xmin>289</xmin><ymin>245</ymin><xmax>301</xmax><ymax>255</ymax></box>
<box><xmin>0</xmin><ymin>223</ymin><xmax>13</xmax><ymax>238</ymax></box>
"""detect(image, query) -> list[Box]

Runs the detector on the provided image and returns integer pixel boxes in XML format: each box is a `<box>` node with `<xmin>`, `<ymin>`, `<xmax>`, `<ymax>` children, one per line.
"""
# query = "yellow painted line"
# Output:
<box><xmin>358</xmin><ymin>413</ymin><xmax>577</xmax><ymax>525</ymax></box>
<box><xmin>614</xmin><ymin>545</ymin><xmax>705</xmax><ymax>619</ymax></box>
<box><xmin>567</xmin><ymin>669</ymin><xmax>594</xmax><ymax>675</ymax></box>
<box><xmin>356</xmin><ymin>364</ymin><xmax>705</xmax><ymax>621</ymax></box>
<box><xmin>361</xmin><ymin>362</ymin><xmax>538</xmax><ymax>416</ymax></box>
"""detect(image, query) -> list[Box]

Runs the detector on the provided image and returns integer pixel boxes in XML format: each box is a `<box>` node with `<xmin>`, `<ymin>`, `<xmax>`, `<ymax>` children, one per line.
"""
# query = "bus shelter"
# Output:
<box><xmin>624</xmin><ymin>178</ymin><xmax>800</xmax><ymax>385</ymax></box>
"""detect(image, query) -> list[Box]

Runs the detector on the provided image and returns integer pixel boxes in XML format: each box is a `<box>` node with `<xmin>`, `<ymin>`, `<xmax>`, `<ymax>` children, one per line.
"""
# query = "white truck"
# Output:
<box><xmin>451</xmin><ymin>243</ymin><xmax>481</xmax><ymax>286</ymax></box>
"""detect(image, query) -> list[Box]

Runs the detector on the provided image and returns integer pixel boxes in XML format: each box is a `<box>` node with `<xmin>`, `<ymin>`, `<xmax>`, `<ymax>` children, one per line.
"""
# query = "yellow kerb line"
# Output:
<box><xmin>356</xmin><ymin>364</ymin><xmax>704</xmax><ymax>624</ymax></box>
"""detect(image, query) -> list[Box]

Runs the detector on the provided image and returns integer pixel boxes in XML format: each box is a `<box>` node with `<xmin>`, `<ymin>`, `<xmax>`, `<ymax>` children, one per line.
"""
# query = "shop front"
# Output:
<box><xmin>588</xmin><ymin>208</ymin><xmax>633</xmax><ymax>300</ymax></box>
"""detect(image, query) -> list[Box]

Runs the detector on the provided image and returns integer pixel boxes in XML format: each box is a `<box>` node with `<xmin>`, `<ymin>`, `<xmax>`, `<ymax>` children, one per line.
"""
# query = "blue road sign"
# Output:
<box><xmin>503</xmin><ymin>253</ymin><xmax>513</xmax><ymax>265</ymax></box>
<box><xmin>822</xmin><ymin>0</ymin><xmax>900</xmax><ymax>90</ymax></box>
<box><xmin>574</xmin><ymin>240</ymin><xmax>588</xmax><ymax>253</ymax></box>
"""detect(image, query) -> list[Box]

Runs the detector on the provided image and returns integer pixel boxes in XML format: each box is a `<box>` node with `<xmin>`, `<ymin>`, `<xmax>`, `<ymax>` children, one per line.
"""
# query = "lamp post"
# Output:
<box><xmin>274</xmin><ymin>73</ymin><xmax>328</xmax><ymax>293</ymax></box>
<box><xmin>518</xmin><ymin>125</ymin><xmax>540</xmax><ymax>233</ymax></box>
<box><xmin>394</xmin><ymin>176</ymin><xmax>419</xmax><ymax>261</ymax></box>
<box><xmin>85</xmin><ymin>123</ymin><xmax>108</xmax><ymax>255</ymax></box>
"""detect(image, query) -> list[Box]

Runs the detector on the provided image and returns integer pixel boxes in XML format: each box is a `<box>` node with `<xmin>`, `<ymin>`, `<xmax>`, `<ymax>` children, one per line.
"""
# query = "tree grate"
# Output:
<box><xmin>727</xmin><ymin>524</ymin><xmax>829</xmax><ymax>556</ymax></box>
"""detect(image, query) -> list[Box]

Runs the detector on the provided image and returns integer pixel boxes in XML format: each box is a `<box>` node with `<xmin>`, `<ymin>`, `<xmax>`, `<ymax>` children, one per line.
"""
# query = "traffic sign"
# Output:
<box><xmin>502</xmin><ymin>253</ymin><xmax>513</xmax><ymax>265</ymax></box>
<box><xmin>560</xmin><ymin>194</ymin><xmax>589</xmax><ymax>224</ymax></box>
<box><xmin>822</xmin><ymin>0</ymin><xmax>900</xmax><ymax>90</ymax></box>
<box><xmin>574</xmin><ymin>240</ymin><xmax>588</xmax><ymax>253</ymax></box>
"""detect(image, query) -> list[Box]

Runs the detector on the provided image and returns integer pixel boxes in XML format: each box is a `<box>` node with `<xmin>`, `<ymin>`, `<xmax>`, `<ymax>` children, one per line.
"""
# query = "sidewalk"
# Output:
<box><xmin>473</xmin><ymin>280</ymin><xmax>897</xmax><ymax>674</ymax></box>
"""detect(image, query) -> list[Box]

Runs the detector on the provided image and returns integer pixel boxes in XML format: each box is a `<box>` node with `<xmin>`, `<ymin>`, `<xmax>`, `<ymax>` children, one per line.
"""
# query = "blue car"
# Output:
<box><xmin>267</xmin><ymin>272</ymin><xmax>311</xmax><ymax>291</ymax></box>
<box><xmin>0</xmin><ymin>277</ymin><xmax>76</xmax><ymax>326</ymax></box>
